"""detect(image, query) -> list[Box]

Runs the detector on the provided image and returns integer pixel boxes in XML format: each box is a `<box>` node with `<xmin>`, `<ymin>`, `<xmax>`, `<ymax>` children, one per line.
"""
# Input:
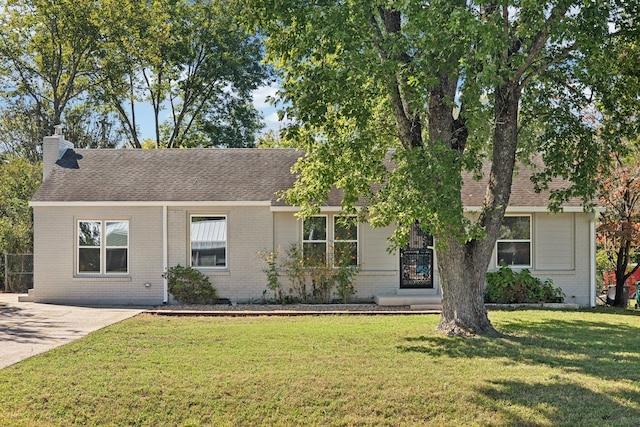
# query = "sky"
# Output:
<box><xmin>137</xmin><ymin>82</ymin><xmax>287</xmax><ymax>142</ymax></box>
<box><xmin>251</xmin><ymin>82</ymin><xmax>286</xmax><ymax>134</ymax></box>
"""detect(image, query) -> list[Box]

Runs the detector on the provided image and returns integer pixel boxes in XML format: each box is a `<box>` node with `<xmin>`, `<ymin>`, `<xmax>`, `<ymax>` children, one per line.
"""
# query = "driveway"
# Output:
<box><xmin>0</xmin><ymin>293</ymin><xmax>144</xmax><ymax>369</ymax></box>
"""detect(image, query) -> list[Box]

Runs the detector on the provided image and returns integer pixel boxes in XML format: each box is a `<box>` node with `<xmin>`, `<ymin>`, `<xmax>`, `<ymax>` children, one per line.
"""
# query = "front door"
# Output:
<box><xmin>400</xmin><ymin>223</ymin><xmax>434</xmax><ymax>289</ymax></box>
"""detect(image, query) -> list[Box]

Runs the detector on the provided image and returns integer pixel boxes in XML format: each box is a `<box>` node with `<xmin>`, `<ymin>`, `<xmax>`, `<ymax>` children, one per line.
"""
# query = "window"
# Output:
<box><xmin>303</xmin><ymin>216</ymin><xmax>327</xmax><ymax>264</ymax></box>
<box><xmin>302</xmin><ymin>215</ymin><xmax>359</xmax><ymax>266</ymax></box>
<box><xmin>78</xmin><ymin>221</ymin><xmax>129</xmax><ymax>274</ymax></box>
<box><xmin>191</xmin><ymin>216</ymin><xmax>227</xmax><ymax>268</ymax></box>
<box><xmin>333</xmin><ymin>216</ymin><xmax>358</xmax><ymax>266</ymax></box>
<box><xmin>496</xmin><ymin>216</ymin><xmax>531</xmax><ymax>267</ymax></box>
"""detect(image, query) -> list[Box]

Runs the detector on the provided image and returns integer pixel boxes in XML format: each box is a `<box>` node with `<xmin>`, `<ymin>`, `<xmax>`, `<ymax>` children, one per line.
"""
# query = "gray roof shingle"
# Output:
<box><xmin>32</xmin><ymin>147</ymin><xmax>582</xmax><ymax>209</ymax></box>
<box><xmin>32</xmin><ymin>148</ymin><xmax>302</xmax><ymax>203</ymax></box>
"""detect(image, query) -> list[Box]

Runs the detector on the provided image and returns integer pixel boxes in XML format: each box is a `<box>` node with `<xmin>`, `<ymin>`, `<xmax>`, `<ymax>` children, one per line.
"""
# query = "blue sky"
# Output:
<box><xmin>137</xmin><ymin>82</ymin><xmax>287</xmax><ymax>141</ymax></box>
<box><xmin>251</xmin><ymin>82</ymin><xmax>289</xmax><ymax>134</ymax></box>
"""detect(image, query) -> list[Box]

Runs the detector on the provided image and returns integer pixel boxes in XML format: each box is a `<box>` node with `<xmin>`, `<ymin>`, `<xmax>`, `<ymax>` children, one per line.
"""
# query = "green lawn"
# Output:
<box><xmin>1</xmin><ymin>309</ymin><xmax>639</xmax><ymax>426</ymax></box>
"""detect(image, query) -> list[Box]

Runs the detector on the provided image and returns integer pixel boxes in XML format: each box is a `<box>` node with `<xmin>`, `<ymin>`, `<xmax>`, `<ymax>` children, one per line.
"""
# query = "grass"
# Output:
<box><xmin>1</xmin><ymin>309</ymin><xmax>640</xmax><ymax>426</ymax></box>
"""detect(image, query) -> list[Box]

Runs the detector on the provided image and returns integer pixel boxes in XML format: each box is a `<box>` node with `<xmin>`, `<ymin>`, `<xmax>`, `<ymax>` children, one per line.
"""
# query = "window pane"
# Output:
<box><xmin>334</xmin><ymin>217</ymin><xmax>357</xmax><ymax>241</ymax></box>
<box><xmin>106</xmin><ymin>222</ymin><xmax>128</xmax><ymax>246</ymax></box>
<box><xmin>192</xmin><ymin>246</ymin><xmax>226</xmax><ymax>267</ymax></box>
<box><xmin>335</xmin><ymin>241</ymin><xmax>358</xmax><ymax>266</ymax></box>
<box><xmin>79</xmin><ymin>221</ymin><xmax>101</xmax><ymax>246</ymax></box>
<box><xmin>191</xmin><ymin>216</ymin><xmax>226</xmax><ymax>268</ymax></box>
<box><xmin>106</xmin><ymin>248</ymin><xmax>128</xmax><ymax>273</ymax></box>
<box><xmin>303</xmin><ymin>242</ymin><xmax>326</xmax><ymax>265</ymax></box>
<box><xmin>497</xmin><ymin>242</ymin><xmax>531</xmax><ymax>266</ymax></box>
<box><xmin>303</xmin><ymin>217</ymin><xmax>326</xmax><ymax>241</ymax></box>
<box><xmin>499</xmin><ymin>217</ymin><xmax>530</xmax><ymax>240</ymax></box>
<box><xmin>79</xmin><ymin>248</ymin><xmax>101</xmax><ymax>272</ymax></box>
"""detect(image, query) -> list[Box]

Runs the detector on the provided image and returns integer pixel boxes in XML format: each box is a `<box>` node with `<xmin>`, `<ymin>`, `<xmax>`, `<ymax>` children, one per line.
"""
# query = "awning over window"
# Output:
<box><xmin>191</xmin><ymin>218</ymin><xmax>226</xmax><ymax>250</ymax></box>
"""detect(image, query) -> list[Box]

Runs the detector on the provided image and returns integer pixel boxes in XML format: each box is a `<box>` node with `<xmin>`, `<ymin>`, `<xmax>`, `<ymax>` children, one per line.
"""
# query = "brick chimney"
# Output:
<box><xmin>42</xmin><ymin>125</ymin><xmax>74</xmax><ymax>180</ymax></box>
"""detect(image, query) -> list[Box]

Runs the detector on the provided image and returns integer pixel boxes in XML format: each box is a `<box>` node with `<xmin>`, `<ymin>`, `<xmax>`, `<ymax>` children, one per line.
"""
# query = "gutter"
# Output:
<box><xmin>163</xmin><ymin>205</ymin><xmax>168</xmax><ymax>304</ymax></box>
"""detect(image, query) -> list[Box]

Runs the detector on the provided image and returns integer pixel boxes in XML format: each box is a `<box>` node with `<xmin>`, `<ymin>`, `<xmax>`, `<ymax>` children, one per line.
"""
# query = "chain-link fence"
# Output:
<box><xmin>2</xmin><ymin>253</ymin><xmax>33</xmax><ymax>293</ymax></box>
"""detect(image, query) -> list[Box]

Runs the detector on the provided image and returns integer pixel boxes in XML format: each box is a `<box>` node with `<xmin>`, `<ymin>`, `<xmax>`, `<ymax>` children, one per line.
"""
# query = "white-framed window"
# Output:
<box><xmin>302</xmin><ymin>215</ymin><xmax>359</xmax><ymax>266</ymax></box>
<box><xmin>191</xmin><ymin>215</ymin><xmax>227</xmax><ymax>268</ymax></box>
<box><xmin>302</xmin><ymin>215</ymin><xmax>327</xmax><ymax>264</ymax></box>
<box><xmin>78</xmin><ymin>220</ymin><xmax>129</xmax><ymax>274</ymax></box>
<box><xmin>496</xmin><ymin>215</ymin><xmax>531</xmax><ymax>267</ymax></box>
<box><xmin>333</xmin><ymin>216</ymin><xmax>358</xmax><ymax>266</ymax></box>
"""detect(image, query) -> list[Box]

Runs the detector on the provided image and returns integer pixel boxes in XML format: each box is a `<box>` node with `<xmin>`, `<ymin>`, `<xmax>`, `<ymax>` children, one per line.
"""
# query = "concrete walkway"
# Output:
<box><xmin>0</xmin><ymin>293</ymin><xmax>144</xmax><ymax>369</ymax></box>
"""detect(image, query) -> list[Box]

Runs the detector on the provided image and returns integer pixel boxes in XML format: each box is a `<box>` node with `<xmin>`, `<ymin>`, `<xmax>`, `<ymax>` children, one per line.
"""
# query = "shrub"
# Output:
<box><xmin>280</xmin><ymin>244</ymin><xmax>309</xmax><ymax>302</ymax></box>
<box><xmin>333</xmin><ymin>244</ymin><xmax>359</xmax><ymax>304</ymax></box>
<box><xmin>258</xmin><ymin>243</ymin><xmax>361</xmax><ymax>304</ymax></box>
<box><xmin>485</xmin><ymin>264</ymin><xmax>565</xmax><ymax>304</ymax></box>
<box><xmin>257</xmin><ymin>249</ymin><xmax>286</xmax><ymax>304</ymax></box>
<box><xmin>163</xmin><ymin>264</ymin><xmax>218</xmax><ymax>304</ymax></box>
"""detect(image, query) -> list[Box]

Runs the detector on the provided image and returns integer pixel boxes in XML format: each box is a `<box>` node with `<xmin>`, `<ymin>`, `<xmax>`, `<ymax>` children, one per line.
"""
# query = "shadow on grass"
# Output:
<box><xmin>399</xmin><ymin>311</ymin><xmax>640</xmax><ymax>424</ymax></box>
<box><xmin>474</xmin><ymin>379</ymin><xmax>640</xmax><ymax>426</ymax></box>
<box><xmin>399</xmin><ymin>313</ymin><xmax>640</xmax><ymax>382</ymax></box>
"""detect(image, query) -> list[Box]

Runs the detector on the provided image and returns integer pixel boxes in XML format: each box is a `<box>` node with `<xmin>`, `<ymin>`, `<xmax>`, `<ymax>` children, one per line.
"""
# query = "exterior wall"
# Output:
<box><xmin>31</xmin><ymin>206</ymin><xmax>164</xmax><ymax>305</ymax></box>
<box><xmin>167</xmin><ymin>205</ymin><xmax>274</xmax><ymax>303</ymax></box>
<box><xmin>488</xmin><ymin>212</ymin><xmax>594</xmax><ymax>306</ymax></box>
<box><xmin>32</xmin><ymin>205</ymin><xmax>594</xmax><ymax>306</ymax></box>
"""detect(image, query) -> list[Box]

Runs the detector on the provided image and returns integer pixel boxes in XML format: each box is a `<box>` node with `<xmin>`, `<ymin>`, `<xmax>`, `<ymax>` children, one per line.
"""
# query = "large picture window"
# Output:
<box><xmin>78</xmin><ymin>220</ymin><xmax>129</xmax><ymax>274</ymax></box>
<box><xmin>496</xmin><ymin>216</ymin><xmax>531</xmax><ymax>267</ymax></box>
<box><xmin>191</xmin><ymin>215</ymin><xmax>227</xmax><ymax>268</ymax></box>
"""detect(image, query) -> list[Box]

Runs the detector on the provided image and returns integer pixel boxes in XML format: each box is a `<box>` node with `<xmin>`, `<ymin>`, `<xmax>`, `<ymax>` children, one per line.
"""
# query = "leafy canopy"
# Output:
<box><xmin>245</xmin><ymin>1</ymin><xmax>616</xmax><ymax>249</ymax></box>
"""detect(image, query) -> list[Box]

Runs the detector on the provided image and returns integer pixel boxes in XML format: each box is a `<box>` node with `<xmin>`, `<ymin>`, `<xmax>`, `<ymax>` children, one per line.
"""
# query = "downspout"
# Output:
<box><xmin>163</xmin><ymin>205</ymin><xmax>168</xmax><ymax>303</ymax></box>
<box><xmin>589</xmin><ymin>213</ymin><xmax>597</xmax><ymax>308</ymax></box>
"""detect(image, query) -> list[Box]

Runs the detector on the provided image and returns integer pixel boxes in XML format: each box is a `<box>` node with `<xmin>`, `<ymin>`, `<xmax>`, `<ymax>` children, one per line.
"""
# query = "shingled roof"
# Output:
<box><xmin>32</xmin><ymin>148</ymin><xmax>302</xmax><ymax>204</ymax></box>
<box><xmin>31</xmin><ymin>147</ymin><xmax>582</xmax><ymax>209</ymax></box>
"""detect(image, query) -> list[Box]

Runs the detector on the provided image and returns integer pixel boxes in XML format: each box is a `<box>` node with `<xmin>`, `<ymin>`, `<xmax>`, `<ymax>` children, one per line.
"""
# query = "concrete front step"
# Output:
<box><xmin>17</xmin><ymin>293</ymin><xmax>33</xmax><ymax>302</ymax></box>
<box><xmin>374</xmin><ymin>294</ymin><xmax>441</xmax><ymax>306</ymax></box>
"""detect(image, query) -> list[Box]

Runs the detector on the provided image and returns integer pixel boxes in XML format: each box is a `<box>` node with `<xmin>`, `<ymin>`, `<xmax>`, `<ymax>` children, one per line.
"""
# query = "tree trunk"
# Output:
<box><xmin>435</xmin><ymin>82</ymin><xmax>520</xmax><ymax>336</ymax></box>
<box><xmin>436</xmin><ymin>236</ymin><xmax>497</xmax><ymax>336</ymax></box>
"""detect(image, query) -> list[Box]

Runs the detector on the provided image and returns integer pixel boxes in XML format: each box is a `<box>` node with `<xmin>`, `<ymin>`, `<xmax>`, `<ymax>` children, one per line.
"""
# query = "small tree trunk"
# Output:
<box><xmin>614</xmin><ymin>269</ymin><xmax>627</xmax><ymax>307</ymax></box>
<box><xmin>436</xmin><ymin>237</ymin><xmax>497</xmax><ymax>336</ymax></box>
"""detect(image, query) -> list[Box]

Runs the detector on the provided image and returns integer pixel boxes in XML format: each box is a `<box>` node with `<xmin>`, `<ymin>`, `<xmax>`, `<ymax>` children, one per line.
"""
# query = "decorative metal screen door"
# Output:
<box><xmin>400</xmin><ymin>223</ymin><xmax>434</xmax><ymax>289</ymax></box>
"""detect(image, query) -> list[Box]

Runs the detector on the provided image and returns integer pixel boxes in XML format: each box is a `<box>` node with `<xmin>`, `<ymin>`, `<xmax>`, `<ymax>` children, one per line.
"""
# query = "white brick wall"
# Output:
<box><xmin>32</xmin><ymin>206</ymin><xmax>165</xmax><ymax>305</ymax></box>
<box><xmin>487</xmin><ymin>212</ymin><xmax>594</xmax><ymax>307</ymax></box>
<box><xmin>167</xmin><ymin>206</ymin><xmax>274</xmax><ymax>302</ymax></box>
<box><xmin>32</xmin><ymin>205</ymin><xmax>595</xmax><ymax>306</ymax></box>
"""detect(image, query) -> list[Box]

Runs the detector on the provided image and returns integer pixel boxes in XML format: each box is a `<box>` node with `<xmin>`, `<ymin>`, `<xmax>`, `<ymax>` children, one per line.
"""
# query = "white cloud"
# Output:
<box><xmin>252</xmin><ymin>83</ymin><xmax>279</xmax><ymax>109</ymax></box>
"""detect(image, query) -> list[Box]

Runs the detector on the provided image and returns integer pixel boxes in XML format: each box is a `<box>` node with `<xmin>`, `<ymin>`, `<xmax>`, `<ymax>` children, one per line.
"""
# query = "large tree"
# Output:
<box><xmin>95</xmin><ymin>0</ymin><xmax>270</xmax><ymax>148</ymax></box>
<box><xmin>0</xmin><ymin>155</ymin><xmax>41</xmax><ymax>255</ymax></box>
<box><xmin>0</xmin><ymin>0</ymin><xmax>269</xmax><ymax>153</ymax></box>
<box><xmin>0</xmin><ymin>0</ymin><xmax>122</xmax><ymax>153</ymax></box>
<box><xmin>244</xmin><ymin>1</ymin><xmax>622</xmax><ymax>335</ymax></box>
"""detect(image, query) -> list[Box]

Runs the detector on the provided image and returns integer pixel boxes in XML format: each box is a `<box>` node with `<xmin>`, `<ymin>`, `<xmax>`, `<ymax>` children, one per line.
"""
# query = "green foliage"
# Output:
<box><xmin>257</xmin><ymin>249</ymin><xmax>285</xmax><ymax>304</ymax></box>
<box><xmin>259</xmin><ymin>244</ymin><xmax>360</xmax><ymax>304</ymax></box>
<box><xmin>485</xmin><ymin>264</ymin><xmax>565</xmax><ymax>304</ymax></box>
<box><xmin>0</xmin><ymin>0</ymin><xmax>122</xmax><ymax>153</ymax></box>
<box><xmin>333</xmin><ymin>242</ymin><xmax>359</xmax><ymax>304</ymax></box>
<box><xmin>0</xmin><ymin>0</ymin><xmax>268</xmax><ymax>152</ymax></box>
<box><xmin>0</xmin><ymin>156</ymin><xmax>41</xmax><ymax>255</ymax></box>
<box><xmin>280</xmin><ymin>244</ymin><xmax>309</xmax><ymax>303</ymax></box>
<box><xmin>95</xmin><ymin>0</ymin><xmax>269</xmax><ymax>148</ymax></box>
<box><xmin>162</xmin><ymin>264</ymin><xmax>218</xmax><ymax>305</ymax></box>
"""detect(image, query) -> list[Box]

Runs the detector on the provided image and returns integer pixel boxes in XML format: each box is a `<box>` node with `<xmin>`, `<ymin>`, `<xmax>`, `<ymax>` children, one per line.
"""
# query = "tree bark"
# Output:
<box><xmin>436</xmin><ymin>237</ymin><xmax>497</xmax><ymax>336</ymax></box>
<box><xmin>435</xmin><ymin>82</ymin><xmax>520</xmax><ymax>336</ymax></box>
